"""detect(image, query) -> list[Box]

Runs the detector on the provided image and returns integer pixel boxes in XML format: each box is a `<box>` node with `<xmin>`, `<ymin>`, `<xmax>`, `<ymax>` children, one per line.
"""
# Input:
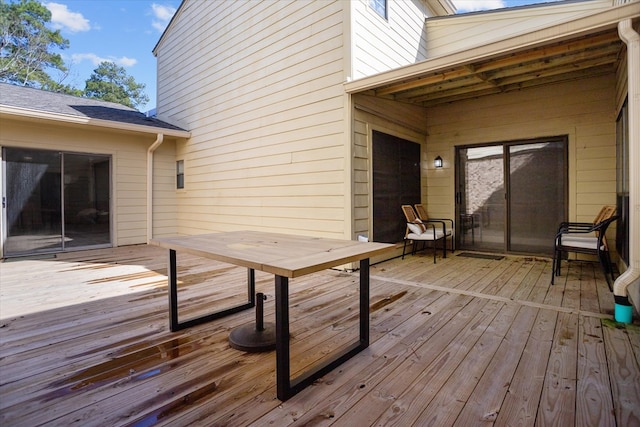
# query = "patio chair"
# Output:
<box><xmin>551</xmin><ymin>205</ymin><xmax>618</xmax><ymax>289</ymax></box>
<box><xmin>401</xmin><ymin>205</ymin><xmax>446</xmax><ymax>263</ymax></box>
<box><xmin>414</xmin><ymin>204</ymin><xmax>455</xmax><ymax>253</ymax></box>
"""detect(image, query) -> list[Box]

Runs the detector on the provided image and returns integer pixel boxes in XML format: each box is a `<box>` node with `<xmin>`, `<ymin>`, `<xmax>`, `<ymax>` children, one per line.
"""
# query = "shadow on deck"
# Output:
<box><xmin>0</xmin><ymin>244</ymin><xmax>638</xmax><ymax>426</ymax></box>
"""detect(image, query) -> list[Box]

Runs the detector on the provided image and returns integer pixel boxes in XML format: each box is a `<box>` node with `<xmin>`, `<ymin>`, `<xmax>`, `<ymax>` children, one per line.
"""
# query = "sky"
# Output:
<box><xmin>41</xmin><ymin>0</ymin><xmax>564</xmax><ymax>112</ymax></box>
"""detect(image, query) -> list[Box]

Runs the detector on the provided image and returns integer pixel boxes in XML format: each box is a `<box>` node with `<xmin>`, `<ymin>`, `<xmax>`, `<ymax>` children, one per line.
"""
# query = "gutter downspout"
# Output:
<box><xmin>147</xmin><ymin>133</ymin><xmax>164</xmax><ymax>243</ymax></box>
<box><xmin>614</xmin><ymin>19</ymin><xmax>640</xmax><ymax>323</ymax></box>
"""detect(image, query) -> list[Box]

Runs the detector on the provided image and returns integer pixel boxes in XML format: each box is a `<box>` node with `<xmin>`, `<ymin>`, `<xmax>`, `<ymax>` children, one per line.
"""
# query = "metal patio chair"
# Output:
<box><xmin>414</xmin><ymin>203</ymin><xmax>455</xmax><ymax>253</ymax></box>
<box><xmin>401</xmin><ymin>205</ymin><xmax>446</xmax><ymax>263</ymax></box>
<box><xmin>551</xmin><ymin>205</ymin><xmax>618</xmax><ymax>289</ymax></box>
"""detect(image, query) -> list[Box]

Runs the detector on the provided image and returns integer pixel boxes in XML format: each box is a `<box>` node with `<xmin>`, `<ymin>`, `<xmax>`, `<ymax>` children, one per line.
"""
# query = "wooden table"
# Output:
<box><xmin>150</xmin><ymin>231</ymin><xmax>394</xmax><ymax>400</ymax></box>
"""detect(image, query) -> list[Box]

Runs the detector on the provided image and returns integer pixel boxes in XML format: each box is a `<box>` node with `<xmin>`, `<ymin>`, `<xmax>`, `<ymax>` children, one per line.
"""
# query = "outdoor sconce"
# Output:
<box><xmin>434</xmin><ymin>156</ymin><xmax>443</xmax><ymax>168</ymax></box>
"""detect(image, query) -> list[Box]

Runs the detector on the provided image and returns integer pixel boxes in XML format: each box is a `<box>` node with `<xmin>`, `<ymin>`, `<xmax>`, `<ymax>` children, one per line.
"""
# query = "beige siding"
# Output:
<box><xmin>0</xmin><ymin>120</ymin><xmax>177</xmax><ymax>249</ymax></box>
<box><xmin>425</xmin><ymin>74</ymin><xmax>618</xmax><ymax>251</ymax></box>
<box><xmin>424</xmin><ymin>0</ymin><xmax>611</xmax><ymax>57</ymax></box>
<box><xmin>152</xmin><ymin>141</ymin><xmax>179</xmax><ymax>239</ymax></box>
<box><xmin>351</xmin><ymin>0</ymin><xmax>435</xmax><ymax>79</ymax></box>
<box><xmin>155</xmin><ymin>0</ymin><xmax>351</xmax><ymax>239</ymax></box>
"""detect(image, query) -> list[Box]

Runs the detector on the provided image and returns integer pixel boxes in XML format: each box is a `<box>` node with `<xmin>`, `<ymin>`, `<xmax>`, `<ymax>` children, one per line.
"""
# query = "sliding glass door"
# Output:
<box><xmin>3</xmin><ymin>148</ymin><xmax>111</xmax><ymax>256</ymax></box>
<box><xmin>456</xmin><ymin>138</ymin><xmax>567</xmax><ymax>255</ymax></box>
<box><xmin>508</xmin><ymin>141</ymin><xmax>566</xmax><ymax>253</ymax></box>
<box><xmin>457</xmin><ymin>145</ymin><xmax>505</xmax><ymax>251</ymax></box>
<box><xmin>4</xmin><ymin>149</ymin><xmax>63</xmax><ymax>254</ymax></box>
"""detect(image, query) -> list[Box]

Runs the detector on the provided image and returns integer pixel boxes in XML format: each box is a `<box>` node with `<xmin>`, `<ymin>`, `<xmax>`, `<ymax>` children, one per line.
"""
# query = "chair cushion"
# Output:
<box><xmin>558</xmin><ymin>236</ymin><xmax>604</xmax><ymax>251</ymax></box>
<box><xmin>407</xmin><ymin>230</ymin><xmax>445</xmax><ymax>241</ymax></box>
<box><xmin>407</xmin><ymin>222</ymin><xmax>424</xmax><ymax>235</ymax></box>
<box><xmin>425</xmin><ymin>221</ymin><xmax>452</xmax><ymax>236</ymax></box>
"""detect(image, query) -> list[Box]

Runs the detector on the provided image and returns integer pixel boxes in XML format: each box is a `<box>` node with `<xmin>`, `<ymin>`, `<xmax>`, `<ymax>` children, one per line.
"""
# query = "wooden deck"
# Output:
<box><xmin>1</xmin><ymin>244</ymin><xmax>638</xmax><ymax>426</ymax></box>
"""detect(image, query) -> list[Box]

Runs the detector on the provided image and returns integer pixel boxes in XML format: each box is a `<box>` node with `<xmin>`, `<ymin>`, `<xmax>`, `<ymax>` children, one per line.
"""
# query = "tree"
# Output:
<box><xmin>84</xmin><ymin>61</ymin><xmax>149</xmax><ymax>109</ymax></box>
<box><xmin>0</xmin><ymin>0</ymin><xmax>69</xmax><ymax>89</ymax></box>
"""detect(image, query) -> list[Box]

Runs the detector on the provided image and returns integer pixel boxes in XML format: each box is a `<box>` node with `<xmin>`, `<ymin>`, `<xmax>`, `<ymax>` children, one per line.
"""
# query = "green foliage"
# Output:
<box><xmin>84</xmin><ymin>61</ymin><xmax>149</xmax><ymax>109</ymax></box>
<box><xmin>0</xmin><ymin>0</ymin><xmax>69</xmax><ymax>88</ymax></box>
<box><xmin>49</xmin><ymin>82</ymin><xmax>83</xmax><ymax>96</ymax></box>
<box><xmin>0</xmin><ymin>0</ymin><xmax>149</xmax><ymax>109</ymax></box>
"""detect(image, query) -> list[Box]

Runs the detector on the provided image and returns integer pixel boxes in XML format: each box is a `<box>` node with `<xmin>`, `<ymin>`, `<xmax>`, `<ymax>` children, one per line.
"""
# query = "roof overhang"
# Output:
<box><xmin>345</xmin><ymin>1</ymin><xmax>639</xmax><ymax>107</ymax></box>
<box><xmin>0</xmin><ymin>105</ymin><xmax>192</xmax><ymax>138</ymax></box>
<box><xmin>425</xmin><ymin>0</ymin><xmax>456</xmax><ymax>16</ymax></box>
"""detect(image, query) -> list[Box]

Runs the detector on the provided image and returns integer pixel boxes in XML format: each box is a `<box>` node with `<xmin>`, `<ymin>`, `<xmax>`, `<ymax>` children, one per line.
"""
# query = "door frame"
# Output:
<box><xmin>1</xmin><ymin>147</ymin><xmax>113</xmax><ymax>257</ymax></box>
<box><xmin>455</xmin><ymin>136</ymin><xmax>568</xmax><ymax>255</ymax></box>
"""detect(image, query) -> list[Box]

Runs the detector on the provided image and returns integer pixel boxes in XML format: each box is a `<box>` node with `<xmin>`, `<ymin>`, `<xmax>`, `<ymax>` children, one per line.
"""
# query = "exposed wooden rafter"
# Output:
<box><xmin>373</xmin><ymin>29</ymin><xmax>624</xmax><ymax>107</ymax></box>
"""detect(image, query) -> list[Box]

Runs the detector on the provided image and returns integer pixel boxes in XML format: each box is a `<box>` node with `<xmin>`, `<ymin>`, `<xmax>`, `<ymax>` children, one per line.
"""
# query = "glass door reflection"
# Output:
<box><xmin>4</xmin><ymin>149</ymin><xmax>63</xmax><ymax>254</ymax></box>
<box><xmin>457</xmin><ymin>145</ymin><xmax>505</xmax><ymax>252</ymax></box>
<box><xmin>3</xmin><ymin>148</ymin><xmax>111</xmax><ymax>256</ymax></box>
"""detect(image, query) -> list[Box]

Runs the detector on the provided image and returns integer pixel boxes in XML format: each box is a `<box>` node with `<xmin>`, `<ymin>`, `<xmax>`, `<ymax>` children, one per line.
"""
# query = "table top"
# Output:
<box><xmin>150</xmin><ymin>231</ymin><xmax>394</xmax><ymax>278</ymax></box>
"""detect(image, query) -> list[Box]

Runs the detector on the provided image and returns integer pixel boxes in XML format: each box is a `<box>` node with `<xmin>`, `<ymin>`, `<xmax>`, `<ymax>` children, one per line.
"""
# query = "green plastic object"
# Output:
<box><xmin>615</xmin><ymin>303</ymin><xmax>633</xmax><ymax>324</ymax></box>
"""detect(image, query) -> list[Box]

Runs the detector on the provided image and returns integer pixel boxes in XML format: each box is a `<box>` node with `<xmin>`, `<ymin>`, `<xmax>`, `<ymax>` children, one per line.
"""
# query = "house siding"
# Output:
<box><xmin>351</xmin><ymin>0</ymin><xmax>434</xmax><ymax>79</ymax></box>
<box><xmin>425</xmin><ymin>73</ymin><xmax>618</xmax><ymax>251</ymax></box>
<box><xmin>424</xmin><ymin>0</ymin><xmax>611</xmax><ymax>57</ymax></box>
<box><xmin>155</xmin><ymin>0</ymin><xmax>351</xmax><ymax>239</ymax></box>
<box><xmin>151</xmin><ymin>142</ymin><xmax>179</xmax><ymax>239</ymax></box>
<box><xmin>0</xmin><ymin>121</ymin><xmax>177</xmax><ymax>249</ymax></box>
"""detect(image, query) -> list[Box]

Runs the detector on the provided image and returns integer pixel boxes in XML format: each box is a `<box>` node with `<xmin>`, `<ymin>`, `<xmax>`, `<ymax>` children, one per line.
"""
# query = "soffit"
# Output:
<box><xmin>425</xmin><ymin>0</ymin><xmax>456</xmax><ymax>16</ymax></box>
<box><xmin>374</xmin><ymin>28</ymin><xmax>623</xmax><ymax>107</ymax></box>
<box><xmin>346</xmin><ymin>2</ymin><xmax>639</xmax><ymax>108</ymax></box>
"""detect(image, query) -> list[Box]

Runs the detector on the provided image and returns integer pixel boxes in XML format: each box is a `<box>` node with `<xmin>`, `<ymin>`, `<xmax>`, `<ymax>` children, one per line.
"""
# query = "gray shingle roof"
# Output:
<box><xmin>0</xmin><ymin>83</ymin><xmax>186</xmax><ymax>133</ymax></box>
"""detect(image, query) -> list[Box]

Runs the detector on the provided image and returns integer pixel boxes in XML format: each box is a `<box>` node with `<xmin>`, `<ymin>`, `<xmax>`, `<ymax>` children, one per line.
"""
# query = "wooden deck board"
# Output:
<box><xmin>454</xmin><ymin>305</ymin><xmax>539</xmax><ymax>425</ymax></box>
<box><xmin>496</xmin><ymin>307</ymin><xmax>557</xmax><ymax>426</ymax></box>
<box><xmin>602</xmin><ymin>321</ymin><xmax>640</xmax><ymax>426</ymax></box>
<box><xmin>576</xmin><ymin>316</ymin><xmax>615</xmax><ymax>427</ymax></box>
<box><xmin>0</xmin><ymin>245</ymin><xmax>638</xmax><ymax>426</ymax></box>
<box><xmin>537</xmin><ymin>311</ymin><xmax>579</xmax><ymax>426</ymax></box>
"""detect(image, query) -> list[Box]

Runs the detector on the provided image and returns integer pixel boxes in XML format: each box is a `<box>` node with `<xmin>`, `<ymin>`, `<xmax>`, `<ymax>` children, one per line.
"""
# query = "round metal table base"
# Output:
<box><xmin>228</xmin><ymin>322</ymin><xmax>276</xmax><ymax>353</ymax></box>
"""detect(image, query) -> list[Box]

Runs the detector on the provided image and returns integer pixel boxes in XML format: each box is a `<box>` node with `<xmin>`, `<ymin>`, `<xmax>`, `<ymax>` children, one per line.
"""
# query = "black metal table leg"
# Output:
<box><xmin>168</xmin><ymin>249</ymin><xmax>256</xmax><ymax>332</ymax></box>
<box><xmin>275</xmin><ymin>258</ymin><xmax>370</xmax><ymax>401</ymax></box>
<box><xmin>359</xmin><ymin>258</ymin><xmax>370</xmax><ymax>347</ymax></box>
<box><xmin>275</xmin><ymin>275</ymin><xmax>290</xmax><ymax>400</ymax></box>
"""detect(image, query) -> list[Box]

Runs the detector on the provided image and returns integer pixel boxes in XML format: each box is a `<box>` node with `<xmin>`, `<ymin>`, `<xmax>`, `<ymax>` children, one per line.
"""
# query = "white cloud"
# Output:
<box><xmin>117</xmin><ymin>57</ymin><xmax>137</xmax><ymax>67</ymax></box>
<box><xmin>71</xmin><ymin>53</ymin><xmax>137</xmax><ymax>68</ymax></box>
<box><xmin>453</xmin><ymin>0</ymin><xmax>505</xmax><ymax>12</ymax></box>
<box><xmin>45</xmin><ymin>2</ymin><xmax>91</xmax><ymax>33</ymax></box>
<box><xmin>151</xmin><ymin>4</ymin><xmax>177</xmax><ymax>32</ymax></box>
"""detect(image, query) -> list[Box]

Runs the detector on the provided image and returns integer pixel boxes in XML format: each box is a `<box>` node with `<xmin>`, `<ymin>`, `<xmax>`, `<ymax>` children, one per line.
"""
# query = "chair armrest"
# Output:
<box><xmin>429</xmin><ymin>217</ymin><xmax>455</xmax><ymax>227</ymax></box>
<box><xmin>556</xmin><ymin>221</ymin><xmax>592</xmax><ymax>233</ymax></box>
<box><xmin>558</xmin><ymin>224</ymin><xmax>594</xmax><ymax>234</ymax></box>
<box><xmin>558</xmin><ymin>221</ymin><xmax>592</xmax><ymax>228</ymax></box>
<box><xmin>425</xmin><ymin>219</ymin><xmax>453</xmax><ymax>235</ymax></box>
<box><xmin>556</xmin><ymin>215</ymin><xmax>618</xmax><ymax>239</ymax></box>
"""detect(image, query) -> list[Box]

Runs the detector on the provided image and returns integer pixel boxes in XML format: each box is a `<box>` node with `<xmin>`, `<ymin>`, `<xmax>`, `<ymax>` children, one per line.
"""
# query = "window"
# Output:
<box><xmin>370</xmin><ymin>0</ymin><xmax>387</xmax><ymax>19</ymax></box>
<box><xmin>176</xmin><ymin>160</ymin><xmax>184</xmax><ymax>189</ymax></box>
